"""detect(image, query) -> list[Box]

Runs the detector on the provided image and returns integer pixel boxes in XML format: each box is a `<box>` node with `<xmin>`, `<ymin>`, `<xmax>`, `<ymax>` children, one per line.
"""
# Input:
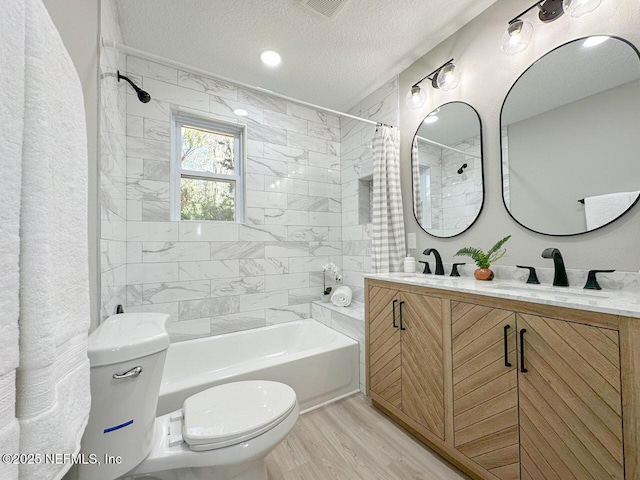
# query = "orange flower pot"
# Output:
<box><xmin>474</xmin><ymin>268</ymin><xmax>494</xmax><ymax>281</ymax></box>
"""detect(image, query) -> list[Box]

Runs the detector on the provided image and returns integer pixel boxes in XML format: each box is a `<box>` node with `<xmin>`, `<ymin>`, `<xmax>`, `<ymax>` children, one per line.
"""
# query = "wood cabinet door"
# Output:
<box><xmin>368</xmin><ymin>285</ymin><xmax>402</xmax><ymax>408</ymax></box>
<box><xmin>400</xmin><ymin>291</ymin><xmax>445</xmax><ymax>440</ymax></box>
<box><xmin>452</xmin><ymin>302</ymin><xmax>520</xmax><ymax>480</ymax></box>
<box><xmin>517</xmin><ymin>314</ymin><xmax>624</xmax><ymax>480</ymax></box>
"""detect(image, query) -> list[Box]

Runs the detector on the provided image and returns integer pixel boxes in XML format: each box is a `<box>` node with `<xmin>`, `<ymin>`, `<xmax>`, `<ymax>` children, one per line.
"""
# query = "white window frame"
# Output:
<box><xmin>171</xmin><ymin>114</ymin><xmax>246</xmax><ymax>223</ymax></box>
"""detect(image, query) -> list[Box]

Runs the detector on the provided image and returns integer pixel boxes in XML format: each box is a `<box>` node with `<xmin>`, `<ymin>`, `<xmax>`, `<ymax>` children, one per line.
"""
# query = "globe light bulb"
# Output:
<box><xmin>435</xmin><ymin>63</ymin><xmax>459</xmax><ymax>91</ymax></box>
<box><xmin>406</xmin><ymin>85</ymin><xmax>427</xmax><ymax>110</ymax></box>
<box><xmin>563</xmin><ymin>0</ymin><xmax>602</xmax><ymax>17</ymax></box>
<box><xmin>500</xmin><ymin>20</ymin><xmax>534</xmax><ymax>56</ymax></box>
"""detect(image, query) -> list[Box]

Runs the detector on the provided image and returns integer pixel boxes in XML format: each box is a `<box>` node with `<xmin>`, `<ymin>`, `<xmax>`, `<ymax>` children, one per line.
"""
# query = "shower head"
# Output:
<box><xmin>457</xmin><ymin>163</ymin><xmax>468</xmax><ymax>175</ymax></box>
<box><xmin>117</xmin><ymin>71</ymin><xmax>151</xmax><ymax>103</ymax></box>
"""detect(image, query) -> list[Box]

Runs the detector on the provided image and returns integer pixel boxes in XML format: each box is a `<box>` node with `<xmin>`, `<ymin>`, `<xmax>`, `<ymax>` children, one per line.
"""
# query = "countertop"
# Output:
<box><xmin>364</xmin><ymin>272</ymin><xmax>640</xmax><ymax>319</ymax></box>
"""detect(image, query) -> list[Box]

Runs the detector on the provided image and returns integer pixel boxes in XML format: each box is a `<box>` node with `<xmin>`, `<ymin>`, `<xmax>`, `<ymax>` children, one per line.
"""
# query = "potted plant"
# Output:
<box><xmin>322</xmin><ymin>262</ymin><xmax>341</xmax><ymax>302</ymax></box>
<box><xmin>454</xmin><ymin>235</ymin><xmax>511</xmax><ymax>281</ymax></box>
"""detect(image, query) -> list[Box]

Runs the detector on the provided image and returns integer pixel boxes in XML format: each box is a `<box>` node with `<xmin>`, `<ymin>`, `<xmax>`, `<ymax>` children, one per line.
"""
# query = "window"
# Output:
<box><xmin>172</xmin><ymin>115</ymin><xmax>245</xmax><ymax>222</ymax></box>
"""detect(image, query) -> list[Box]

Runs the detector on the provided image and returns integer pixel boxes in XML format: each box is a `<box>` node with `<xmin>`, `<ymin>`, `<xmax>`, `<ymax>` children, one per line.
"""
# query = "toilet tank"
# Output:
<box><xmin>78</xmin><ymin>313</ymin><xmax>170</xmax><ymax>480</ymax></box>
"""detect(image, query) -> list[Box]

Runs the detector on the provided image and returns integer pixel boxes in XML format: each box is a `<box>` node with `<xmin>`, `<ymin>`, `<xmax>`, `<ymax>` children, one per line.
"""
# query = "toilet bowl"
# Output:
<box><xmin>78</xmin><ymin>313</ymin><xmax>299</xmax><ymax>480</ymax></box>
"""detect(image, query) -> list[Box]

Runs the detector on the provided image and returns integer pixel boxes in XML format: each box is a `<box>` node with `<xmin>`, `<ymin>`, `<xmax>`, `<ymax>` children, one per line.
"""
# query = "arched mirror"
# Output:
<box><xmin>411</xmin><ymin>102</ymin><xmax>484</xmax><ymax>237</ymax></box>
<box><xmin>501</xmin><ymin>36</ymin><xmax>640</xmax><ymax>236</ymax></box>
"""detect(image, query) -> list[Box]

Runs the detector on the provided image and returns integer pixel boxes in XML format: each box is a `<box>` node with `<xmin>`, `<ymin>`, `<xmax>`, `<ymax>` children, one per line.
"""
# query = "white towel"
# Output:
<box><xmin>15</xmin><ymin>1</ymin><xmax>91</xmax><ymax>479</ymax></box>
<box><xmin>0</xmin><ymin>1</ymin><xmax>25</xmax><ymax>478</ymax></box>
<box><xmin>584</xmin><ymin>191</ymin><xmax>640</xmax><ymax>230</ymax></box>
<box><xmin>331</xmin><ymin>286</ymin><xmax>353</xmax><ymax>307</ymax></box>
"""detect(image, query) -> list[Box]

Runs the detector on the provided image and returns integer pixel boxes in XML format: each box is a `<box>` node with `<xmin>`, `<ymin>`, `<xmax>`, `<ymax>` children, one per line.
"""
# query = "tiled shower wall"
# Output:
<box><xmin>440</xmin><ymin>136</ymin><xmax>483</xmax><ymax>237</ymax></box>
<box><xmin>417</xmin><ymin>136</ymin><xmax>482</xmax><ymax>237</ymax></box>
<box><xmin>340</xmin><ymin>78</ymin><xmax>399</xmax><ymax>301</ymax></box>
<box><xmin>122</xmin><ymin>56</ymin><xmax>343</xmax><ymax>341</ymax></box>
<box><xmin>99</xmin><ymin>0</ymin><xmax>127</xmax><ymax>320</ymax></box>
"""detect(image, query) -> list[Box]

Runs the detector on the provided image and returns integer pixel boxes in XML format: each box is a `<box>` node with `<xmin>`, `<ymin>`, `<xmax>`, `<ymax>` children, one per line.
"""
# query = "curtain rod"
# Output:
<box><xmin>101</xmin><ymin>38</ymin><xmax>394</xmax><ymax>129</ymax></box>
<box><xmin>416</xmin><ymin>135</ymin><xmax>482</xmax><ymax>159</ymax></box>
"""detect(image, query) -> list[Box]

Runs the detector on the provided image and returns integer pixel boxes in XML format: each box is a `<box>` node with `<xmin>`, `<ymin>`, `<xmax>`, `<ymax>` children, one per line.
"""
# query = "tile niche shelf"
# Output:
<box><xmin>358</xmin><ymin>175</ymin><xmax>373</xmax><ymax>225</ymax></box>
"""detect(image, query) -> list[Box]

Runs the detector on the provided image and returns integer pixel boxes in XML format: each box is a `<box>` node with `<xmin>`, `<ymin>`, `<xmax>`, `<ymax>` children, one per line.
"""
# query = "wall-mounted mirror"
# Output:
<box><xmin>501</xmin><ymin>36</ymin><xmax>640</xmax><ymax>236</ymax></box>
<box><xmin>411</xmin><ymin>102</ymin><xmax>484</xmax><ymax>237</ymax></box>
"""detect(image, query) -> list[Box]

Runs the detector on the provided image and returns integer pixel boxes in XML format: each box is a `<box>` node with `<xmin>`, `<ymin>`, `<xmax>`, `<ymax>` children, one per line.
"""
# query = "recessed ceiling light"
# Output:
<box><xmin>233</xmin><ymin>109</ymin><xmax>248</xmax><ymax>117</ymax></box>
<box><xmin>260</xmin><ymin>50</ymin><xmax>282</xmax><ymax>67</ymax></box>
<box><xmin>583</xmin><ymin>36</ymin><xmax>609</xmax><ymax>47</ymax></box>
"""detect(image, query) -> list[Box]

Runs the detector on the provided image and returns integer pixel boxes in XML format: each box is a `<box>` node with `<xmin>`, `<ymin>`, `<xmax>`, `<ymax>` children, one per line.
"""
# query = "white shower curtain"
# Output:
<box><xmin>411</xmin><ymin>137</ymin><xmax>423</xmax><ymax>223</ymax></box>
<box><xmin>0</xmin><ymin>1</ymin><xmax>91</xmax><ymax>479</ymax></box>
<box><xmin>372</xmin><ymin>126</ymin><xmax>407</xmax><ymax>273</ymax></box>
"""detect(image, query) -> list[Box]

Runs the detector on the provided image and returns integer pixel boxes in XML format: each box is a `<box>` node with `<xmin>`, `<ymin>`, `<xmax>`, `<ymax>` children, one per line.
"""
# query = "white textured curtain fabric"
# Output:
<box><xmin>372</xmin><ymin>126</ymin><xmax>407</xmax><ymax>273</ymax></box>
<box><xmin>411</xmin><ymin>137</ymin><xmax>423</xmax><ymax>223</ymax></box>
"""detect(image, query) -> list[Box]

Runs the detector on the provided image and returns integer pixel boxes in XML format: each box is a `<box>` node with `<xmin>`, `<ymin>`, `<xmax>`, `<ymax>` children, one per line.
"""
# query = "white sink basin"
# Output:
<box><xmin>486</xmin><ymin>283</ymin><xmax>609</xmax><ymax>300</ymax></box>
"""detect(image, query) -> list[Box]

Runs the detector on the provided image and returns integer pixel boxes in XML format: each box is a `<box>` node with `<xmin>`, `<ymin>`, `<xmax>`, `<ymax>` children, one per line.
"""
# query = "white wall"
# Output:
<box><xmin>507</xmin><ymin>79</ymin><xmax>640</xmax><ymax>234</ymax></box>
<box><xmin>399</xmin><ymin>0</ymin><xmax>640</xmax><ymax>272</ymax></box>
<box><xmin>43</xmin><ymin>0</ymin><xmax>100</xmax><ymax>330</ymax></box>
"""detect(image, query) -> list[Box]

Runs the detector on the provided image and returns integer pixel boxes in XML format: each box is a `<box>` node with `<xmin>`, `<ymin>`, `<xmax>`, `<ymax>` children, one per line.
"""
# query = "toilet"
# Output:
<box><xmin>78</xmin><ymin>313</ymin><xmax>299</xmax><ymax>480</ymax></box>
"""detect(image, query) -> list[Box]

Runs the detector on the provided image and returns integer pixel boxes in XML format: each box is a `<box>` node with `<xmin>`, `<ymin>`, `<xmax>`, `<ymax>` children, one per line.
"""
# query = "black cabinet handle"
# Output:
<box><xmin>399</xmin><ymin>301</ymin><xmax>406</xmax><ymax>330</ymax></box>
<box><xmin>520</xmin><ymin>329</ymin><xmax>528</xmax><ymax>373</ymax></box>
<box><xmin>392</xmin><ymin>300</ymin><xmax>398</xmax><ymax>328</ymax></box>
<box><xmin>504</xmin><ymin>324</ymin><xmax>512</xmax><ymax>367</ymax></box>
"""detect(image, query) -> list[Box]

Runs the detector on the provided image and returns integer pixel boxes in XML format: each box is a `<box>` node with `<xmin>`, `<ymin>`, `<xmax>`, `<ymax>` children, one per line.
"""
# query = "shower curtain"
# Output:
<box><xmin>411</xmin><ymin>137</ymin><xmax>423</xmax><ymax>223</ymax></box>
<box><xmin>372</xmin><ymin>126</ymin><xmax>407</xmax><ymax>273</ymax></box>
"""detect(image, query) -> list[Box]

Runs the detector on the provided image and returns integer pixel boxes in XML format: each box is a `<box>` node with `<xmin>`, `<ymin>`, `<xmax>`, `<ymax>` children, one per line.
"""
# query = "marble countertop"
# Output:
<box><xmin>364</xmin><ymin>272</ymin><xmax>640</xmax><ymax>319</ymax></box>
<box><xmin>312</xmin><ymin>300</ymin><xmax>365</xmax><ymax>321</ymax></box>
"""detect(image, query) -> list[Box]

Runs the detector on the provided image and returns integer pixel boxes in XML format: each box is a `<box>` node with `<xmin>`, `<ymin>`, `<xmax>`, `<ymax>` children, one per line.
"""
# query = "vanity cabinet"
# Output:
<box><xmin>517</xmin><ymin>314</ymin><xmax>623</xmax><ymax>480</ymax></box>
<box><xmin>365</xmin><ymin>279</ymin><xmax>635</xmax><ymax>480</ymax></box>
<box><xmin>366</xmin><ymin>284</ymin><xmax>445</xmax><ymax>440</ymax></box>
<box><xmin>452</xmin><ymin>303</ymin><xmax>519</xmax><ymax>480</ymax></box>
<box><xmin>368</xmin><ymin>285</ymin><xmax>402</xmax><ymax>408</ymax></box>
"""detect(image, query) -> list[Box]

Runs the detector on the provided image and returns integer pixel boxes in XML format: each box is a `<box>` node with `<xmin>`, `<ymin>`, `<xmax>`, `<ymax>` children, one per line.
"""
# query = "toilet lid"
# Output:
<box><xmin>182</xmin><ymin>380</ymin><xmax>297</xmax><ymax>451</ymax></box>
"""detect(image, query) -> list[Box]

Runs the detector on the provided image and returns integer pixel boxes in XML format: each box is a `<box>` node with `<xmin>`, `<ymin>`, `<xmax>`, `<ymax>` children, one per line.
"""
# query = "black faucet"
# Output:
<box><xmin>423</xmin><ymin>249</ymin><xmax>445</xmax><ymax>275</ymax></box>
<box><xmin>541</xmin><ymin>248</ymin><xmax>569</xmax><ymax>287</ymax></box>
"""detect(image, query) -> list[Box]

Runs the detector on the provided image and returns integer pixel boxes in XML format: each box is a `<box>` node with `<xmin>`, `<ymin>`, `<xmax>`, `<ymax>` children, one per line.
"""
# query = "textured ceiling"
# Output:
<box><xmin>113</xmin><ymin>0</ymin><xmax>496</xmax><ymax>110</ymax></box>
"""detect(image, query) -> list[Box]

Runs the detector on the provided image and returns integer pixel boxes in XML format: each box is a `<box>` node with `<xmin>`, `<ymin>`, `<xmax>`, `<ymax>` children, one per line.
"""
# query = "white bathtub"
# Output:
<box><xmin>157</xmin><ymin>319</ymin><xmax>360</xmax><ymax>415</ymax></box>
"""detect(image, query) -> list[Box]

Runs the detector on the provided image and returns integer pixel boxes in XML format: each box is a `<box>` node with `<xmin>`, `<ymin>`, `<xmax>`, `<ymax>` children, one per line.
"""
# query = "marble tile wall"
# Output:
<box><xmin>122</xmin><ymin>55</ymin><xmax>343</xmax><ymax>341</ymax></box>
<box><xmin>416</xmin><ymin>135</ymin><xmax>482</xmax><ymax>237</ymax></box>
<box><xmin>99</xmin><ymin>0</ymin><xmax>127</xmax><ymax>320</ymax></box>
<box><xmin>340</xmin><ymin>77</ymin><xmax>399</xmax><ymax>301</ymax></box>
<box><xmin>440</xmin><ymin>135</ymin><xmax>483</xmax><ymax>237</ymax></box>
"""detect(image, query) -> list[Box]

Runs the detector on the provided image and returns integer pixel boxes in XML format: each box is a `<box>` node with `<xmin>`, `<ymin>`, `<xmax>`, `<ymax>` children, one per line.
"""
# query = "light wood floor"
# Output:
<box><xmin>266</xmin><ymin>393</ymin><xmax>469</xmax><ymax>480</ymax></box>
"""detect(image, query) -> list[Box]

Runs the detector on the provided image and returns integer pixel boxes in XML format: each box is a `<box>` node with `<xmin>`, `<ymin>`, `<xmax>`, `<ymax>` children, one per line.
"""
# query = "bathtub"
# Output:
<box><xmin>157</xmin><ymin>319</ymin><xmax>360</xmax><ymax>415</ymax></box>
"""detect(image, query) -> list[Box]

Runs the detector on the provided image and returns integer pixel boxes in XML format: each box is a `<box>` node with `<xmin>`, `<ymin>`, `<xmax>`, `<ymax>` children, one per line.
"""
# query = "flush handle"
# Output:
<box><xmin>113</xmin><ymin>366</ymin><xmax>143</xmax><ymax>380</ymax></box>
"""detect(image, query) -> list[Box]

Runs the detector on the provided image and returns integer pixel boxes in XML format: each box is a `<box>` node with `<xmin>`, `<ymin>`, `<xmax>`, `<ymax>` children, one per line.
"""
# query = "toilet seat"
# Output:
<box><xmin>182</xmin><ymin>380</ymin><xmax>297</xmax><ymax>452</ymax></box>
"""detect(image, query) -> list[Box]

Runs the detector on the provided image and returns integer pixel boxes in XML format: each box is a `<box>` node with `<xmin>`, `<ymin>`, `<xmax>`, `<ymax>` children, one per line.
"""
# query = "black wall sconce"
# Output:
<box><xmin>501</xmin><ymin>0</ymin><xmax>602</xmax><ymax>55</ymax></box>
<box><xmin>406</xmin><ymin>59</ymin><xmax>460</xmax><ymax>110</ymax></box>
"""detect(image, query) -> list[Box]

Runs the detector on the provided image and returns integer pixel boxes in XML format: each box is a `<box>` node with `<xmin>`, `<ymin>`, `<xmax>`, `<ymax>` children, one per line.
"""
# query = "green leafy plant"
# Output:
<box><xmin>455</xmin><ymin>235</ymin><xmax>511</xmax><ymax>269</ymax></box>
<box><xmin>324</xmin><ymin>287</ymin><xmax>333</xmax><ymax>295</ymax></box>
